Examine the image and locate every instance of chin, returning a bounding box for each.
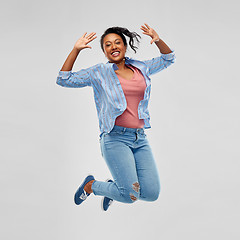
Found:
[109,58,120,63]
[114,57,125,63]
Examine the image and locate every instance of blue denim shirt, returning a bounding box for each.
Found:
[56,50,176,136]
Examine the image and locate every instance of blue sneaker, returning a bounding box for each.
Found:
[102,179,114,211]
[74,175,95,205]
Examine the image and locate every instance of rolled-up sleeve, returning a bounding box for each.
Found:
[56,68,92,88]
[143,49,176,76]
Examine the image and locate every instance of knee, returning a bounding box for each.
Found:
[120,182,140,203]
[149,187,161,201]
[142,183,161,202]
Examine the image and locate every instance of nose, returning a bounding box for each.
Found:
[112,43,117,50]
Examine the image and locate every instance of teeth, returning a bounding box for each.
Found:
[112,51,120,56]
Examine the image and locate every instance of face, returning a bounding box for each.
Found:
[103,33,127,63]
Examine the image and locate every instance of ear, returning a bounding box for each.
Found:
[124,45,127,53]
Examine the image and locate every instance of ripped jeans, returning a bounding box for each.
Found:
[91,125,161,203]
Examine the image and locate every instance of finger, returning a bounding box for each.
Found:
[141,26,148,31]
[144,23,151,29]
[85,45,92,49]
[87,35,97,42]
[142,32,151,36]
[88,34,97,40]
[86,32,96,39]
[140,29,149,35]
[89,32,97,38]
[140,28,147,33]
[82,32,87,38]
[91,34,97,40]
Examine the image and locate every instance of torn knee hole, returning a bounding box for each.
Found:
[132,182,140,193]
[130,194,137,201]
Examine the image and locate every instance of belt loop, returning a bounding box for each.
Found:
[123,127,126,133]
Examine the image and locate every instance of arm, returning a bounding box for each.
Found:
[154,38,172,54]
[140,23,172,54]
[60,32,97,71]
[60,47,81,71]
[57,32,97,88]
[140,23,175,75]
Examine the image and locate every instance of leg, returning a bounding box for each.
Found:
[133,138,161,201]
[92,133,140,203]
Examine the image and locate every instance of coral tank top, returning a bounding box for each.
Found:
[115,65,146,128]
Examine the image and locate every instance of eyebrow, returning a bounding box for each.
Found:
[105,39,121,44]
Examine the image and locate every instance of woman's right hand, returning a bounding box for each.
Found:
[74,32,97,51]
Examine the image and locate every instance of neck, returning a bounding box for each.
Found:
[115,57,126,70]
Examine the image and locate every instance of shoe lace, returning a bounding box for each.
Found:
[79,190,88,200]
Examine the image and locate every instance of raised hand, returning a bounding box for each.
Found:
[140,23,160,44]
[74,32,97,51]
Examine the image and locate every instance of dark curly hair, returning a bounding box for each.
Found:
[100,27,141,54]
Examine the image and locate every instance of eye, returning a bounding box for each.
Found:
[116,42,121,44]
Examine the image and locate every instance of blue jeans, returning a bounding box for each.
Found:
[92,125,161,203]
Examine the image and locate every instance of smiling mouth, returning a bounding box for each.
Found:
[111,51,120,57]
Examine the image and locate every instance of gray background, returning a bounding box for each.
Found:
[1,0,240,239]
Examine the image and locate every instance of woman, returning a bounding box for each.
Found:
[56,23,175,211]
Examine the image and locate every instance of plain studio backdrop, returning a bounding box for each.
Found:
[1,0,239,239]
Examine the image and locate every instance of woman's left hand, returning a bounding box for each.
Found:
[140,23,160,44]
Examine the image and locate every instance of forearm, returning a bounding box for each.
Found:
[154,38,172,54]
[60,47,81,71]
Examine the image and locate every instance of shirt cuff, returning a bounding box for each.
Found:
[161,49,175,61]
[58,70,72,79]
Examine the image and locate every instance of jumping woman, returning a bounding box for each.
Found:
[56,23,176,211]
